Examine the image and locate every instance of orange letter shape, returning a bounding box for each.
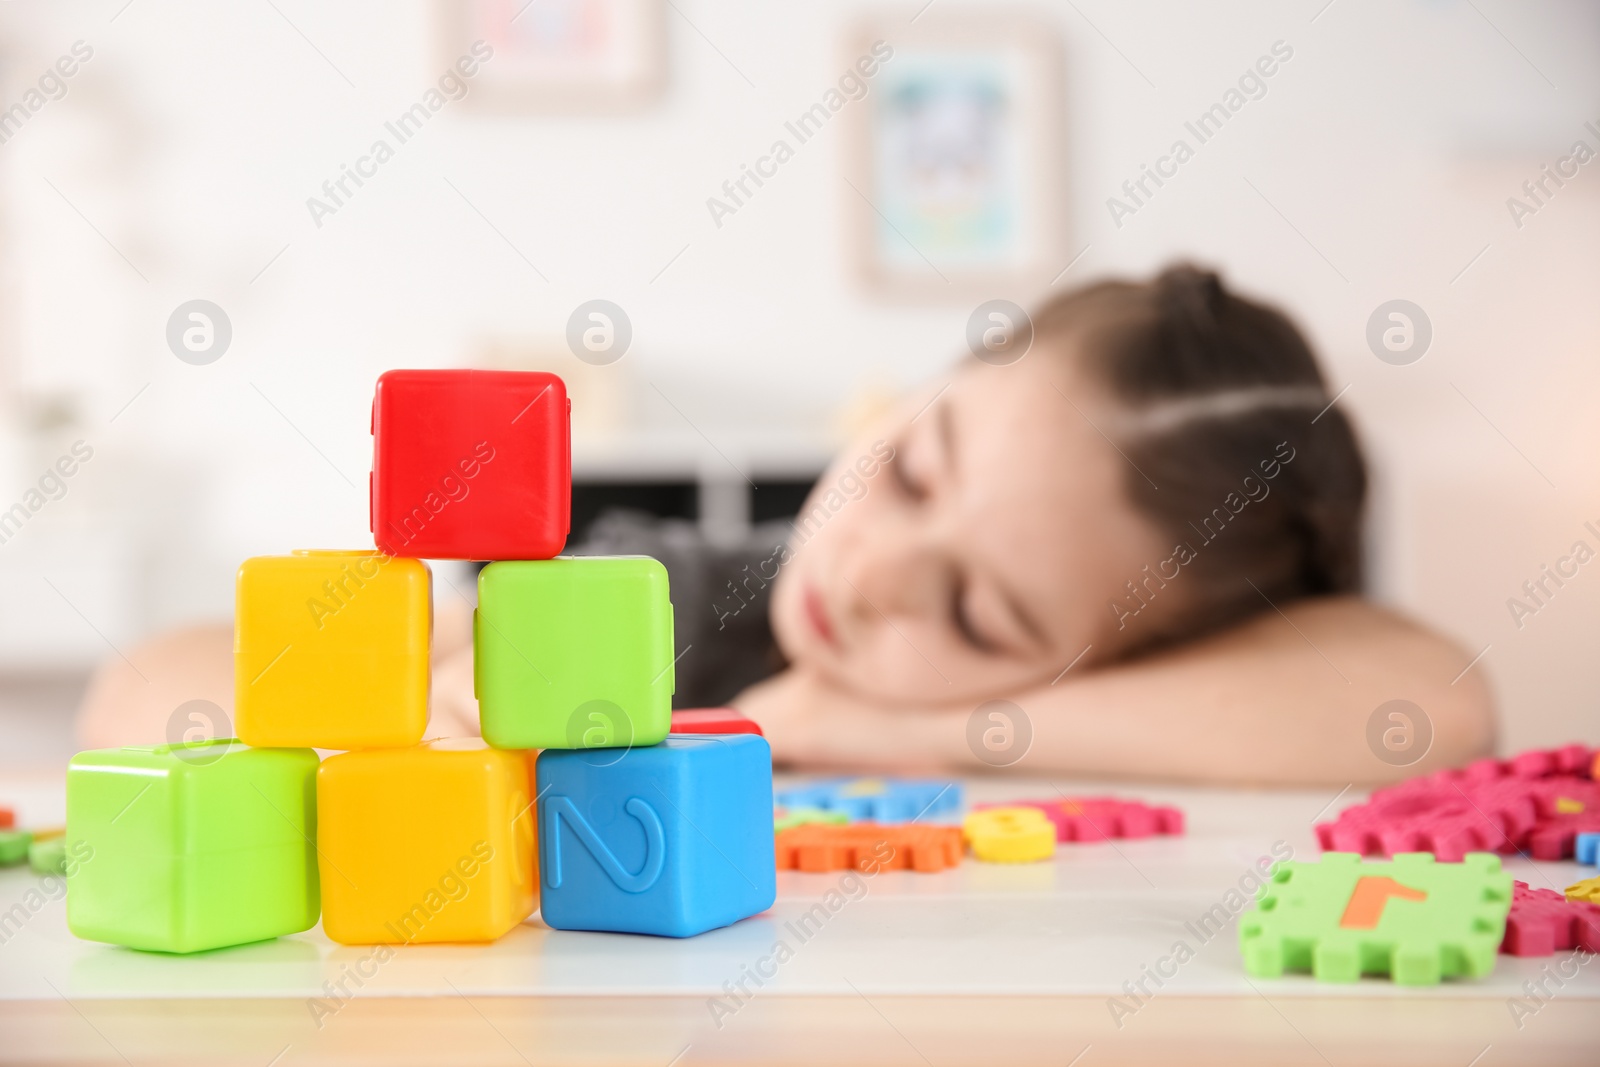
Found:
[1339,875,1427,929]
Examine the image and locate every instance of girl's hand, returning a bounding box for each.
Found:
[733,669,964,773]
[734,597,1492,786]
[429,644,482,739]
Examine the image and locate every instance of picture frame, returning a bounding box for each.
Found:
[844,11,1068,299]
[436,0,666,113]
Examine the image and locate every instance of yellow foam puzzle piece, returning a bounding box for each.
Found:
[963,807,1055,864]
[1566,876,1600,905]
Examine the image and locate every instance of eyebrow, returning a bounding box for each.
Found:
[940,398,1052,653]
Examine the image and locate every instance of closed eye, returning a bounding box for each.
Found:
[952,584,999,653]
[889,446,927,501]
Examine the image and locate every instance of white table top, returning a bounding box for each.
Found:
[2,774,1596,1004]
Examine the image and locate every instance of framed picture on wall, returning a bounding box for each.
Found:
[844,12,1067,298]
[437,0,666,112]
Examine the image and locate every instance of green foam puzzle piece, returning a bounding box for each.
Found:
[1238,852,1511,985]
[66,740,320,954]
[29,836,67,876]
[774,807,850,832]
[0,829,31,866]
[475,557,674,750]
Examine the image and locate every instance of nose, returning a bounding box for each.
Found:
[837,516,950,623]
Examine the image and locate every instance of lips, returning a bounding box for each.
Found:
[803,585,838,647]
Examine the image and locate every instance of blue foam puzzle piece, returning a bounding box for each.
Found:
[536,734,776,938]
[1576,831,1600,867]
[773,777,962,823]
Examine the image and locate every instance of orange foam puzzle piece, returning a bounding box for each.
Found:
[774,823,962,874]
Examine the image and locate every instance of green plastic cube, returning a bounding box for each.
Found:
[475,556,674,750]
[66,740,319,954]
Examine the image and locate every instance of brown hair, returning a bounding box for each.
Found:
[1034,264,1367,646]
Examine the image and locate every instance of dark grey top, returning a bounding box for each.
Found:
[571,510,790,708]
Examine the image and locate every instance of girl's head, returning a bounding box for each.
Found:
[770,264,1367,704]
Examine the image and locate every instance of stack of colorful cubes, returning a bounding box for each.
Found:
[65,369,776,953]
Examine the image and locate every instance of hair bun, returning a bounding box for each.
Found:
[1156,264,1226,325]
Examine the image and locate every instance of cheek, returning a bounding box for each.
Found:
[768,573,819,669]
[826,623,1031,705]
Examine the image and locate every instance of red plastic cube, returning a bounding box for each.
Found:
[371,370,570,560]
[669,707,764,736]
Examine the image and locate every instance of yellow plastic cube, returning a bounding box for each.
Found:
[235,550,430,750]
[317,740,537,945]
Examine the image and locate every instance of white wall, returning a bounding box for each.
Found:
[0,0,1597,748]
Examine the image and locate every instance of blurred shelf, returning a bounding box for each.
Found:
[571,427,831,544]
[571,426,834,483]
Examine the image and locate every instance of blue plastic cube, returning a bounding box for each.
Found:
[536,734,775,937]
[774,777,963,823]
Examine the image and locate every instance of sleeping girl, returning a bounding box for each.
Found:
[731,265,1491,783]
[77,265,1491,785]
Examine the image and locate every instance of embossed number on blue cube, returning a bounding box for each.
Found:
[536,734,775,937]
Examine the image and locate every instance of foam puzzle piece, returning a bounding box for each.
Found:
[1501,880,1600,956]
[317,740,536,945]
[1314,744,1600,860]
[476,557,674,751]
[1568,877,1600,905]
[773,807,849,833]
[963,808,1055,863]
[976,797,1185,842]
[1576,832,1600,866]
[1314,786,1517,861]
[29,836,67,876]
[669,707,764,736]
[67,741,319,954]
[235,550,430,750]
[774,823,964,873]
[537,734,775,938]
[370,369,570,560]
[1526,811,1600,861]
[773,778,963,823]
[1502,743,1595,780]
[0,829,29,866]
[1471,770,1600,812]
[1238,852,1512,985]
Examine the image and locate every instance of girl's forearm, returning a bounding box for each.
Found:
[947,597,1494,786]
[749,597,1493,786]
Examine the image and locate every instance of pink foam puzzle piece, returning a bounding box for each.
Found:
[1476,774,1600,860]
[1502,880,1600,956]
[1315,779,1533,860]
[1526,811,1600,861]
[1474,772,1600,815]
[1058,797,1185,841]
[1506,743,1594,780]
[975,797,1184,843]
[1316,745,1599,861]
